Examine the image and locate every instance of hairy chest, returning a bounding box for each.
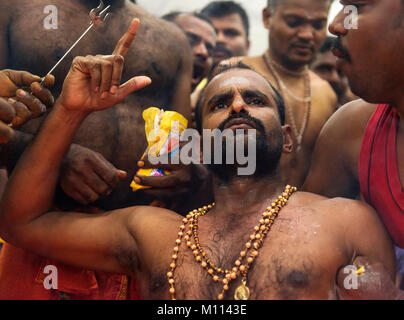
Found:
[144,213,346,300]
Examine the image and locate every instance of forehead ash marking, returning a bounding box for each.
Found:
[221,76,251,87]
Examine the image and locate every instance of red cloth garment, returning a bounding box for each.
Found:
[359,104,404,247]
[0,243,141,299]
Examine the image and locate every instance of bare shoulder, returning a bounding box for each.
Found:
[296,192,382,227]
[318,99,377,147]
[310,71,337,110]
[134,5,190,54]
[127,205,181,229]
[241,55,265,71]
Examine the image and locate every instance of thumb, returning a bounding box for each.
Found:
[117,76,151,100]
[116,169,127,180]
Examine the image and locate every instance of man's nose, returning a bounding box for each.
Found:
[297,24,315,41]
[230,93,248,114]
[330,68,341,84]
[329,9,348,36]
[194,42,208,58]
[216,30,226,44]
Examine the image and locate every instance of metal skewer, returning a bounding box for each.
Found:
[41,0,111,84]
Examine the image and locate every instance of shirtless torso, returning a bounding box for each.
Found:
[0,0,193,209]
[242,54,337,188]
[0,52,395,300]
[133,192,394,300]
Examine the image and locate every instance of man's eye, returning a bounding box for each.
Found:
[213,103,227,110]
[312,21,326,30]
[285,19,302,28]
[249,99,264,105]
[224,29,240,37]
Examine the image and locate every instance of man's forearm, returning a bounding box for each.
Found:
[0,102,89,233]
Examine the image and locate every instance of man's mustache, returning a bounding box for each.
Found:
[218,113,266,135]
[213,44,232,57]
[332,37,351,61]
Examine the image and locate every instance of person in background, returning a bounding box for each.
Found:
[201,1,250,66]
[310,37,357,107]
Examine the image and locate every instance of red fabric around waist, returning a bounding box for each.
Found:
[0,244,141,299]
[359,104,404,247]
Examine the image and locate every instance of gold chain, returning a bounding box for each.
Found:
[167,185,297,300]
[263,51,311,147]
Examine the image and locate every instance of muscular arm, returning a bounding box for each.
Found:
[334,199,396,299]
[0,20,157,275]
[1,101,147,274]
[303,100,376,198]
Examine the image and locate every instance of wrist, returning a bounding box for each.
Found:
[53,100,91,125]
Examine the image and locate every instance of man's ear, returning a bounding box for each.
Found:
[246,39,251,55]
[263,7,272,30]
[281,125,294,153]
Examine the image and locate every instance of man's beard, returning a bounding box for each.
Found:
[206,113,283,185]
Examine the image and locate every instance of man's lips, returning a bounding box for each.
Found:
[214,50,231,58]
[291,44,314,52]
[331,47,348,59]
[223,118,257,131]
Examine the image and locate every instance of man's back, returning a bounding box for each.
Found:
[0,0,193,209]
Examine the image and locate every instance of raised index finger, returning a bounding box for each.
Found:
[112,18,139,57]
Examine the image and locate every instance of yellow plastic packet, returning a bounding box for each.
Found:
[130,107,188,191]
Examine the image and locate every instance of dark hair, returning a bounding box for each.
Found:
[267,0,331,12]
[162,11,215,29]
[319,36,337,53]
[201,1,250,39]
[195,62,286,133]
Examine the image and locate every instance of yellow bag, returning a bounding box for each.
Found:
[130,107,188,191]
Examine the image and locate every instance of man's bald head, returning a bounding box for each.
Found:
[267,0,332,12]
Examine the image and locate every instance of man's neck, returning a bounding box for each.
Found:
[266,49,308,77]
[211,174,285,220]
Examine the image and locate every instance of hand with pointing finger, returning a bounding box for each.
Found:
[58,18,151,114]
[58,18,151,205]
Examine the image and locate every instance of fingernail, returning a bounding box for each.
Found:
[94,86,100,93]
[137,161,144,167]
[101,92,108,99]
[17,90,27,97]
[32,82,41,91]
[8,98,16,104]
[110,86,118,94]
[134,177,141,184]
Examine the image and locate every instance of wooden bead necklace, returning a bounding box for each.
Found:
[167,185,297,300]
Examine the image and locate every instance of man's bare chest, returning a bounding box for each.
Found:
[144,214,346,300]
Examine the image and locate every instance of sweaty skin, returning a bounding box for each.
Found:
[237,0,337,188]
[242,55,336,188]
[0,0,193,209]
[0,62,395,300]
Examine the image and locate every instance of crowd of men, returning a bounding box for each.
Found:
[0,0,402,300]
